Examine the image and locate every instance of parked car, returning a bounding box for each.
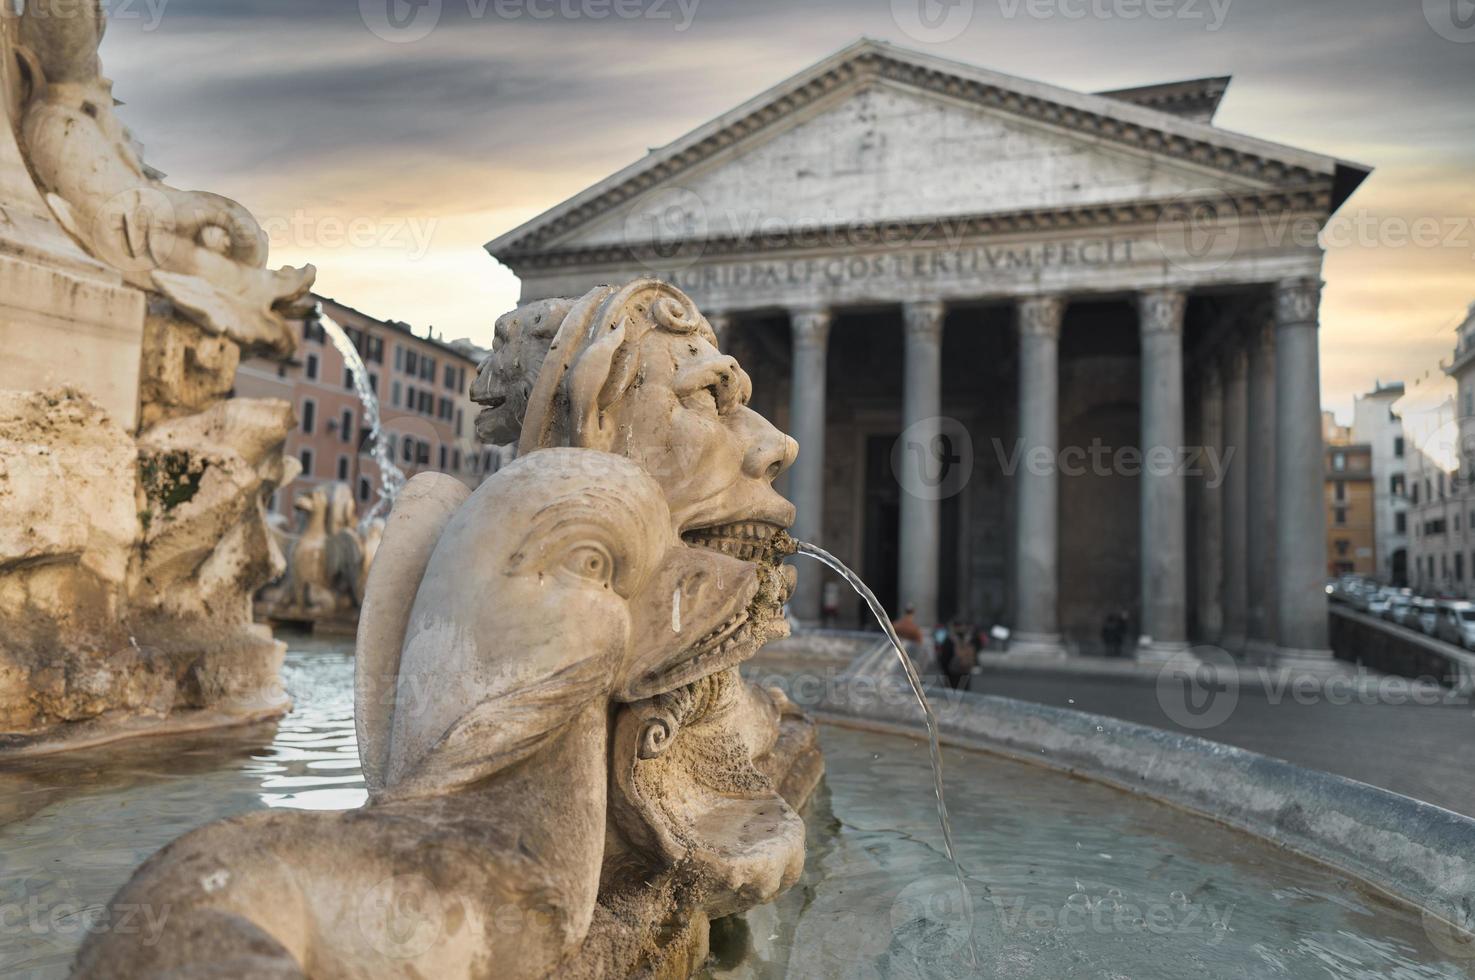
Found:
[1413,597,1440,635]
[1437,601,1475,648]
[1364,589,1392,616]
[1383,593,1412,624]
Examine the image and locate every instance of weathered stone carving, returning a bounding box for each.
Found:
[76,449,807,978]
[11,0,313,356]
[256,481,380,626]
[0,1,310,749]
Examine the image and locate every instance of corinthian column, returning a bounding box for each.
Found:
[1197,360,1225,643]
[1221,343,1250,652]
[1246,309,1279,660]
[1010,295,1066,657]
[788,307,831,625]
[899,301,946,629]
[1138,289,1190,659]
[1274,277,1333,662]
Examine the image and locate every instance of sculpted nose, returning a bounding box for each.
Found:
[739,409,797,482]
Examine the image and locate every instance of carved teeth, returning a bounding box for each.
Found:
[681,521,782,562]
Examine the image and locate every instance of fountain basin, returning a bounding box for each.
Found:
[0,639,1468,978]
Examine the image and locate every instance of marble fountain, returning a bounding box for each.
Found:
[1,3,1474,978]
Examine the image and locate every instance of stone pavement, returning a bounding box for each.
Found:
[969,655,1475,819]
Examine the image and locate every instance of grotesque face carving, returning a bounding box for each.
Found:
[472,280,797,549]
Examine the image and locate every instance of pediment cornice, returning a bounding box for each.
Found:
[489,40,1370,264]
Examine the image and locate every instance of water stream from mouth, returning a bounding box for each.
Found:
[791,539,977,965]
[318,310,406,528]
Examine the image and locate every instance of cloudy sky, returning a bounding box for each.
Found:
[97,0,1473,419]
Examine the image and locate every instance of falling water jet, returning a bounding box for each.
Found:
[317,309,407,529]
[785,537,978,965]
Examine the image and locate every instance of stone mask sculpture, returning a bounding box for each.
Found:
[74,449,800,978]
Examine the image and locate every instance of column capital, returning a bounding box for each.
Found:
[1274,277,1323,328]
[902,300,946,343]
[1138,289,1188,336]
[790,307,831,348]
[1017,295,1066,339]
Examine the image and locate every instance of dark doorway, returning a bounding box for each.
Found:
[1392,548,1408,588]
[863,433,901,626]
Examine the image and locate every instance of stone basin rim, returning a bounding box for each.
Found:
[812,679,1475,939]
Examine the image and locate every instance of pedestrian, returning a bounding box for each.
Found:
[892,604,923,644]
[821,580,841,629]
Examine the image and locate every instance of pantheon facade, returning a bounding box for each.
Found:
[487,40,1370,664]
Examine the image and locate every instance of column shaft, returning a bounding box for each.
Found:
[900,301,945,628]
[788,308,831,624]
[1197,362,1225,643]
[1221,344,1250,651]
[1275,278,1332,658]
[1011,296,1065,656]
[1138,290,1189,656]
[1246,311,1279,657]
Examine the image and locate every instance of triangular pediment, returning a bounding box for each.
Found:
[489,39,1369,262]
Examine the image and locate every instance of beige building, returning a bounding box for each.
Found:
[235,296,490,517]
[485,40,1370,665]
[1323,428,1376,578]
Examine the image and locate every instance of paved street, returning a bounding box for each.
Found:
[971,660,1475,818]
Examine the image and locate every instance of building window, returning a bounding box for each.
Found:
[299,449,313,476]
[1392,474,1405,496]
[439,445,447,470]
[405,350,418,375]
[303,317,325,344]
[366,335,384,364]
[1335,481,1346,501]
[1394,436,1405,458]
[369,373,379,395]
[344,367,354,389]
[301,398,316,434]
[402,437,414,463]
[1396,512,1407,534]
[438,397,452,421]
[1334,507,1347,525]
[306,353,319,380]
[337,455,350,481]
[1335,539,1350,556]
[341,409,353,443]
[395,345,404,372]
[421,356,435,382]
[455,408,463,437]
[1333,452,1346,471]
[358,477,371,502]
[1458,553,1466,582]
[452,449,461,471]
[392,380,402,407]
[444,363,456,389]
[416,441,430,465]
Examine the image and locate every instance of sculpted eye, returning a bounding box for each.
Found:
[561,544,614,586]
[681,385,720,415]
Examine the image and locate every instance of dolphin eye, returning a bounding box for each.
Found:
[561,544,614,587]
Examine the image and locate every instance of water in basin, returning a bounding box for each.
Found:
[0,639,1465,979]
